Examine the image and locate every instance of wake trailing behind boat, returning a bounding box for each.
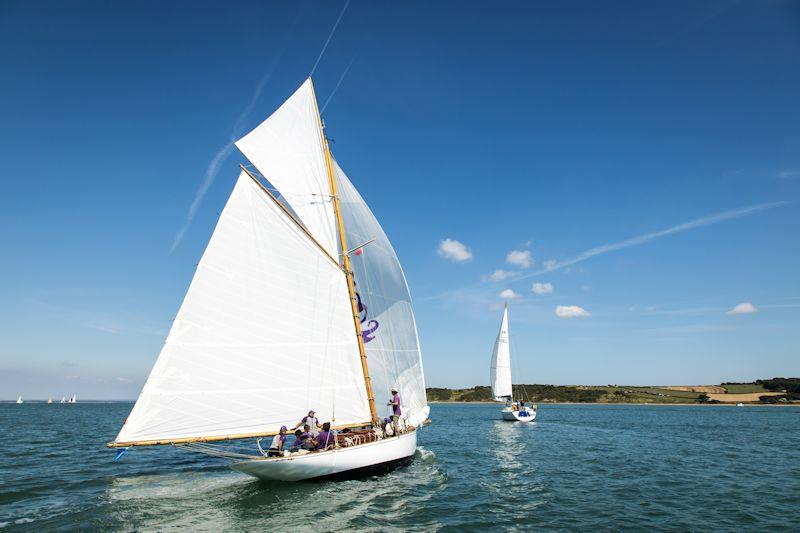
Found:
[490,305,536,422]
[107,78,429,482]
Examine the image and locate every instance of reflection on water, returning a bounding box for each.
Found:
[2,403,799,530]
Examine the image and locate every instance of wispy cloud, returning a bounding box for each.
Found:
[778,170,800,179]
[168,14,303,253]
[727,302,757,315]
[515,201,790,280]
[487,269,515,281]
[438,238,473,262]
[555,305,590,318]
[506,249,533,268]
[532,282,553,295]
[499,289,521,301]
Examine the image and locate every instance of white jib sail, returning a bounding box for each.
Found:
[235,79,339,259]
[333,159,429,428]
[490,306,512,401]
[115,172,369,444]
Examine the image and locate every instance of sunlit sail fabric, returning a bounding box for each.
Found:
[332,159,429,427]
[235,79,338,258]
[490,306,512,400]
[115,173,369,444]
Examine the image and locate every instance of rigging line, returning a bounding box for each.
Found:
[321,55,356,113]
[310,0,351,77]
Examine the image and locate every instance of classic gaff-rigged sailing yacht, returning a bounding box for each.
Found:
[490,305,536,422]
[107,78,429,482]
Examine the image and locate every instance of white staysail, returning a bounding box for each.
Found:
[235,80,339,258]
[114,173,369,445]
[490,306,512,401]
[333,160,429,427]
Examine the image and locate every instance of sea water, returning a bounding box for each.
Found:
[1,402,798,530]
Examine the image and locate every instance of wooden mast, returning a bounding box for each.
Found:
[308,77,379,426]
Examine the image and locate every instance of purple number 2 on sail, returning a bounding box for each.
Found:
[355,289,380,343]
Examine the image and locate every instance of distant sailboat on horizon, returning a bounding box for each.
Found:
[490,305,536,422]
[60,396,66,404]
[47,397,53,404]
[68,394,76,404]
[16,396,23,404]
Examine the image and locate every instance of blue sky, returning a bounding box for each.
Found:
[1,1,798,399]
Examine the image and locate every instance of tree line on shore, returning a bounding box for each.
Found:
[427,378,800,404]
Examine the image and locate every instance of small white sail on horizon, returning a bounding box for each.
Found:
[109,78,429,481]
[60,396,66,403]
[16,396,23,404]
[489,305,536,422]
[47,397,53,404]
[490,305,512,402]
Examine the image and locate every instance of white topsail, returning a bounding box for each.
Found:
[490,306,512,401]
[115,173,369,444]
[333,159,429,427]
[114,78,427,446]
[235,80,339,259]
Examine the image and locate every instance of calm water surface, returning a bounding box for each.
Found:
[1,402,799,531]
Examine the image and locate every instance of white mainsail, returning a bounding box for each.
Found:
[114,173,370,444]
[490,306,512,401]
[16,396,23,404]
[235,80,338,259]
[333,160,429,427]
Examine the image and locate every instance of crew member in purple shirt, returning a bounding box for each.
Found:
[267,426,288,457]
[314,422,335,450]
[387,388,401,435]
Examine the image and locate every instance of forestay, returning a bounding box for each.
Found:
[333,159,430,427]
[114,173,369,445]
[235,79,339,259]
[490,306,512,401]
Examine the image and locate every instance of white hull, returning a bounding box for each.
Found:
[501,407,536,422]
[230,430,417,481]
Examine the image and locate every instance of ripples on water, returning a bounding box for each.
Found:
[1,402,799,530]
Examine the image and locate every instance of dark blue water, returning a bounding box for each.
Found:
[1,402,799,530]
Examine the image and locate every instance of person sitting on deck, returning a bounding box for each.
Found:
[313,422,335,450]
[380,416,394,437]
[267,426,288,457]
[289,429,315,452]
[293,410,321,437]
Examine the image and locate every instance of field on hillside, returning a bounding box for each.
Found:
[722,384,768,393]
[708,392,784,403]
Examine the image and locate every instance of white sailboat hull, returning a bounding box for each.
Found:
[501,407,536,422]
[230,430,417,482]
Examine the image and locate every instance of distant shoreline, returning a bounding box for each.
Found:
[428,401,800,407]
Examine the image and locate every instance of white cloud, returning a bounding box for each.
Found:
[499,289,521,300]
[488,269,515,281]
[727,302,757,315]
[532,282,553,295]
[438,238,473,262]
[506,250,533,268]
[543,259,557,271]
[555,305,590,318]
